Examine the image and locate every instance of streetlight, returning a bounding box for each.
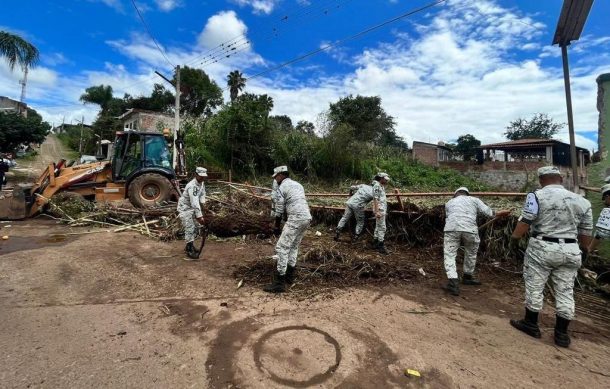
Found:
[552,0,595,191]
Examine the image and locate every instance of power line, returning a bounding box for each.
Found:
[241,0,449,86]
[185,0,355,68]
[130,0,174,69]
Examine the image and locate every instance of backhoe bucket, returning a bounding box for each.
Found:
[0,186,29,220]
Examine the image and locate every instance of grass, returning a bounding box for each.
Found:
[586,162,610,260]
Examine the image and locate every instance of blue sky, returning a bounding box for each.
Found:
[1,0,609,150]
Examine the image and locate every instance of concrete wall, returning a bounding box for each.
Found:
[413,143,438,166]
[0,96,27,116]
[123,112,173,132]
[440,161,585,191]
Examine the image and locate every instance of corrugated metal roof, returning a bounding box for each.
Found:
[479,138,589,152]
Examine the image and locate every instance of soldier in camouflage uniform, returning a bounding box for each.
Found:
[372,173,390,255]
[588,184,610,252]
[443,187,510,296]
[270,179,279,217]
[177,167,207,259]
[264,166,312,293]
[510,166,593,348]
[334,183,373,242]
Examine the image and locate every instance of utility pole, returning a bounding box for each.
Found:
[78,116,84,156]
[19,65,28,117]
[155,66,180,170]
[173,65,180,170]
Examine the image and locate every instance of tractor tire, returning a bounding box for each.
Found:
[128,173,173,208]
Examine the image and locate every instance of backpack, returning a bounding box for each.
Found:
[0,160,8,173]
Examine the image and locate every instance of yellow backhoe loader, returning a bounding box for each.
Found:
[0,130,180,220]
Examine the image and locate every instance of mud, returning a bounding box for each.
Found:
[0,234,72,255]
[0,219,609,388]
[205,317,260,387]
[253,325,342,387]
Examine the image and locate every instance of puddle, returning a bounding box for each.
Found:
[0,234,72,255]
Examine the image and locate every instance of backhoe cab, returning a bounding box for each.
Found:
[0,131,179,220]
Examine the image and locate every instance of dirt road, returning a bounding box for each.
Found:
[7,135,71,183]
[0,220,609,388]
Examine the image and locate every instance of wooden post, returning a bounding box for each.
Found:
[394,188,405,211]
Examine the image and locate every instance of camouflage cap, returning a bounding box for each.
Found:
[602,184,610,197]
[272,165,288,178]
[195,167,208,177]
[537,166,561,177]
[377,172,391,182]
[454,186,469,195]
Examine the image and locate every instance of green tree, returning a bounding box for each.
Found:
[176,66,223,117]
[504,113,564,140]
[227,70,246,102]
[0,31,39,71]
[80,85,114,113]
[0,109,50,153]
[327,95,403,147]
[295,120,315,135]
[204,93,275,175]
[455,134,481,161]
[270,115,293,132]
[125,84,174,113]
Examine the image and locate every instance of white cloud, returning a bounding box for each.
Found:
[43,53,71,67]
[246,0,607,149]
[231,0,279,15]
[15,0,610,151]
[155,0,181,12]
[197,10,248,49]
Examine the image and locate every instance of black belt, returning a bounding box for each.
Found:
[536,236,577,244]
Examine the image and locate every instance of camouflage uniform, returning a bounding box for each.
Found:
[337,184,373,235]
[274,178,312,275]
[177,179,206,243]
[593,207,610,240]
[270,179,279,217]
[519,185,593,320]
[443,196,494,279]
[372,181,387,242]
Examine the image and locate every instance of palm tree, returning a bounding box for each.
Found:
[227,70,246,102]
[80,85,114,113]
[0,31,39,71]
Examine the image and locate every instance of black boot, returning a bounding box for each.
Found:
[285,265,296,285]
[185,242,199,259]
[462,273,482,285]
[370,238,379,249]
[444,278,460,296]
[184,242,194,254]
[510,308,542,339]
[554,316,571,348]
[263,270,286,293]
[333,228,342,242]
[351,233,362,243]
[377,241,389,255]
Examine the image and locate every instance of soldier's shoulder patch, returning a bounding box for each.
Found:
[596,208,610,230]
[523,192,539,215]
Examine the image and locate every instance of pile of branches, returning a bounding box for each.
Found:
[234,244,420,289]
[46,191,274,240]
[311,200,522,261]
